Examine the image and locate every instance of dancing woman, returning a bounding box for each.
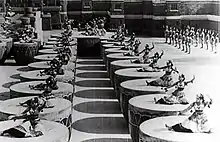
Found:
[131,43,155,64]
[0,97,45,138]
[125,32,136,44]
[146,60,178,87]
[165,93,213,133]
[123,39,141,56]
[111,26,123,40]
[39,59,64,77]
[29,76,59,91]
[137,50,164,72]
[154,74,195,105]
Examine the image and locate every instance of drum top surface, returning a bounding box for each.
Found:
[111,59,147,67]
[0,120,68,142]
[121,78,164,93]
[103,44,124,48]
[107,53,139,59]
[105,48,128,54]
[115,68,163,78]
[129,94,190,112]
[10,81,73,94]
[0,96,71,115]
[101,41,120,45]
[28,61,50,69]
[20,70,74,80]
[139,116,217,142]
[34,54,58,61]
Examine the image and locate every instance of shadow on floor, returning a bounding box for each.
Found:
[76,72,108,78]
[72,117,129,134]
[75,80,112,88]
[74,101,121,114]
[77,60,104,65]
[2,81,21,89]
[77,66,106,71]
[10,73,21,80]
[75,89,117,99]
[0,91,11,100]
[17,66,33,72]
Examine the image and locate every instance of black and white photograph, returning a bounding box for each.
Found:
[0,0,219,142]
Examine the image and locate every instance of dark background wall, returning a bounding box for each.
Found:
[3,0,220,36]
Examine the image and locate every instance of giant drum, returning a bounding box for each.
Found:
[110,60,148,86]
[119,79,165,121]
[103,46,128,65]
[106,53,139,77]
[139,116,217,142]
[115,68,163,100]
[0,96,71,125]
[129,94,191,142]
[10,81,73,99]
[101,44,124,66]
[13,42,39,65]
[101,43,122,61]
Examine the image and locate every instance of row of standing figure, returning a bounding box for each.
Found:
[165,25,219,54]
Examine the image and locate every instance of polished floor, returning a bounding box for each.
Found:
[0,31,219,142]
